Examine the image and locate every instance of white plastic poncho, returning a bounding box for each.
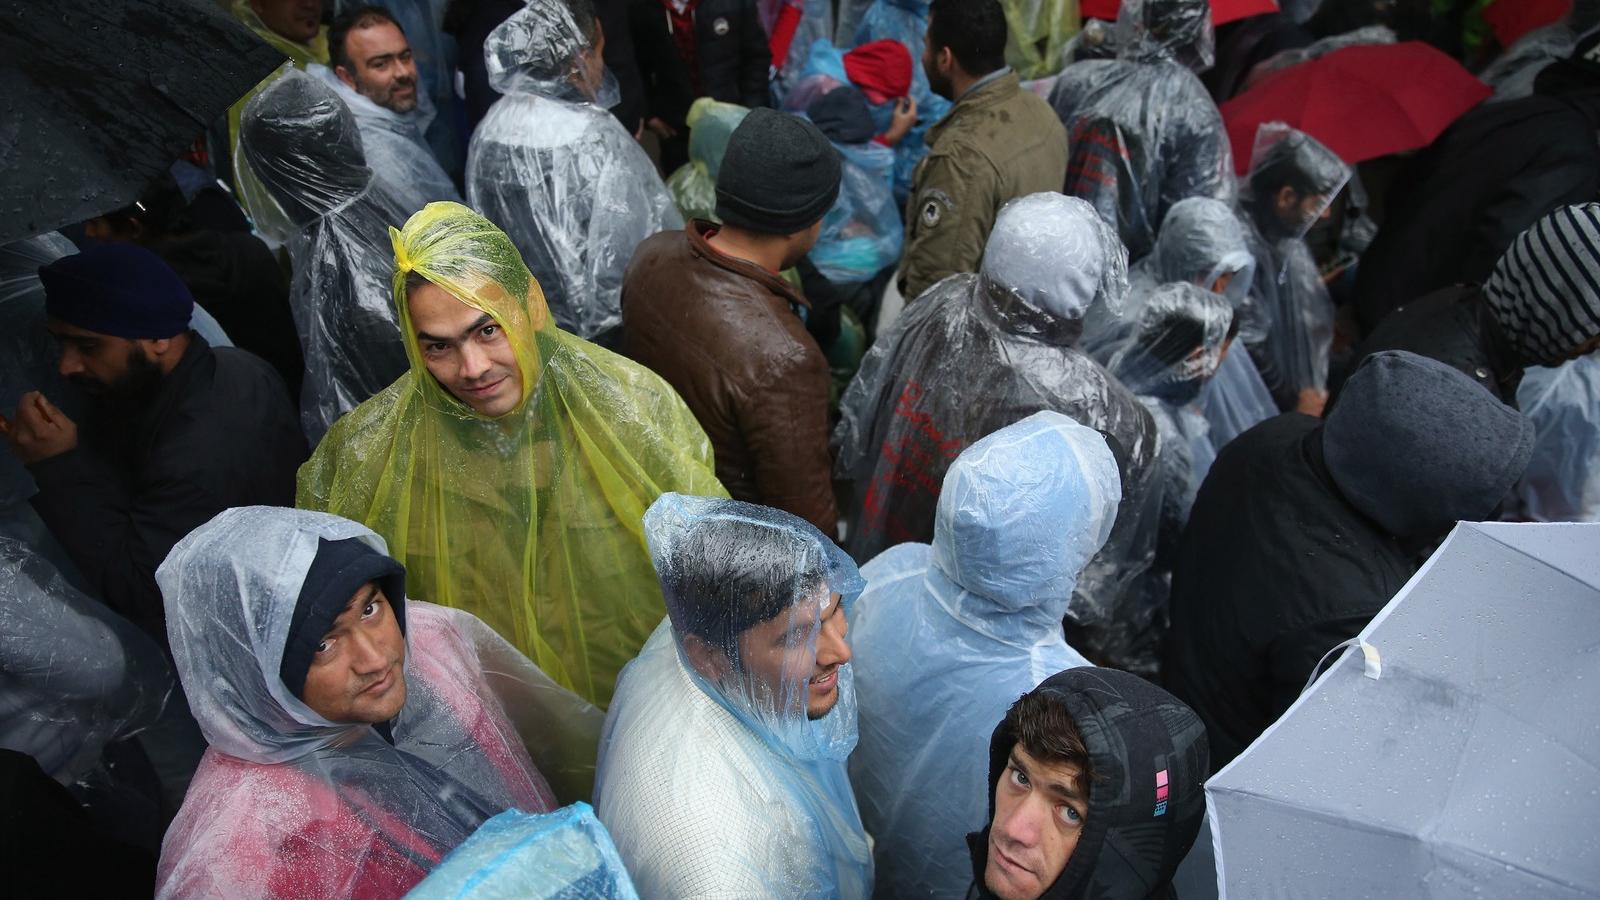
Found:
[848,411,1115,900]
[1514,353,1600,522]
[1049,0,1234,259]
[834,194,1161,667]
[154,507,604,899]
[239,69,414,443]
[309,63,461,215]
[595,494,873,899]
[0,537,170,785]
[467,0,682,341]
[1234,122,1350,411]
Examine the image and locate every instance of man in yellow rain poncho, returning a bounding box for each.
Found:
[297,202,726,707]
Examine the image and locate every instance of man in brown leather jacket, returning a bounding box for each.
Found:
[621,108,841,538]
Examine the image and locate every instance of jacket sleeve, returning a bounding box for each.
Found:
[899,149,1000,301]
[28,440,231,642]
[740,342,840,540]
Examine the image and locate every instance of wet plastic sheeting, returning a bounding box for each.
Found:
[1515,354,1600,522]
[666,99,751,223]
[406,803,639,899]
[1209,522,1600,899]
[468,0,682,340]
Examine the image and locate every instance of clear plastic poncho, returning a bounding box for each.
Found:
[296,202,726,709]
[1514,354,1600,522]
[467,0,682,340]
[309,63,461,216]
[0,537,170,785]
[407,803,639,899]
[848,411,1115,900]
[0,233,79,509]
[833,194,1161,656]
[665,98,751,223]
[595,494,872,899]
[1108,282,1233,532]
[851,0,953,203]
[1481,22,1579,102]
[1234,122,1349,411]
[240,68,414,444]
[154,506,594,899]
[1049,0,1232,259]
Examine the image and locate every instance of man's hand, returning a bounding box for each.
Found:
[0,392,78,464]
[883,96,919,145]
[645,117,678,140]
[1295,387,1329,418]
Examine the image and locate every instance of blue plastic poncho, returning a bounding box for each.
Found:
[407,803,639,899]
[467,0,682,340]
[850,1,953,204]
[1048,0,1232,259]
[595,494,872,898]
[848,411,1116,899]
[1514,353,1600,522]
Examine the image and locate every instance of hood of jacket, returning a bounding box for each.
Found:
[1323,351,1535,541]
[1482,203,1600,366]
[931,411,1121,627]
[484,0,620,107]
[967,667,1209,900]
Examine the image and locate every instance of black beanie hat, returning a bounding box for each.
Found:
[279,537,407,702]
[808,86,878,145]
[715,107,842,235]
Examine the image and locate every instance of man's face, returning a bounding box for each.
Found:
[922,22,955,100]
[46,319,163,400]
[337,21,419,113]
[1272,186,1331,235]
[408,281,523,418]
[733,591,850,720]
[575,26,608,101]
[985,744,1088,900]
[250,0,322,45]
[301,583,408,724]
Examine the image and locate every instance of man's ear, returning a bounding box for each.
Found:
[1275,185,1298,212]
[334,63,358,89]
[681,634,730,682]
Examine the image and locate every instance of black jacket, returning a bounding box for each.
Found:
[1337,284,1525,406]
[627,0,771,132]
[1352,88,1600,334]
[1162,414,1416,770]
[27,336,307,644]
[965,668,1209,900]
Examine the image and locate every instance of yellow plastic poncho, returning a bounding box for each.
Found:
[296,202,727,707]
[1003,0,1081,79]
[228,0,330,240]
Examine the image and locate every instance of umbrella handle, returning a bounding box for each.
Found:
[1300,638,1383,697]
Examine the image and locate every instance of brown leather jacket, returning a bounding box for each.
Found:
[621,222,839,537]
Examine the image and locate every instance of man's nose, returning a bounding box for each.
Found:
[347,630,389,675]
[459,341,491,380]
[816,613,851,668]
[57,348,83,378]
[997,796,1044,848]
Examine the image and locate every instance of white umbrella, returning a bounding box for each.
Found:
[1207,522,1600,898]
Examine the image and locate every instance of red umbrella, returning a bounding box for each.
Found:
[1080,0,1277,25]
[1220,41,1491,174]
[1482,0,1571,49]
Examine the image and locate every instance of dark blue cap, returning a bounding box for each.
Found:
[38,242,194,339]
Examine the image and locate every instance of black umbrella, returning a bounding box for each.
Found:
[0,0,286,244]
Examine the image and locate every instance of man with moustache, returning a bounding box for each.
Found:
[0,244,305,646]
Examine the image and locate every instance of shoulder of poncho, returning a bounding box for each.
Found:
[549,338,698,420]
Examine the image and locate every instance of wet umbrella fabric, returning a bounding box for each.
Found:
[0,0,283,244]
[1220,41,1491,174]
[1207,521,1600,899]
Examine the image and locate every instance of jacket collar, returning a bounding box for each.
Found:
[685,220,811,311]
[929,70,1021,145]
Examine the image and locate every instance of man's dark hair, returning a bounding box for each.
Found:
[928,0,1008,78]
[564,0,598,42]
[658,516,827,658]
[1002,688,1094,795]
[329,6,404,73]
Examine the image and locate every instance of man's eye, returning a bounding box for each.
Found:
[426,342,449,354]
[1057,805,1083,827]
[362,601,379,618]
[481,325,499,339]
[1008,767,1029,788]
[315,639,333,654]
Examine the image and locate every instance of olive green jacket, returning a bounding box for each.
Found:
[898,71,1069,301]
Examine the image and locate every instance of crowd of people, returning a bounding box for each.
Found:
[1,0,1597,896]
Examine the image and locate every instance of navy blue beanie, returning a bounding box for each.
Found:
[38,243,194,339]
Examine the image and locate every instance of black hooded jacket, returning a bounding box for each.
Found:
[1164,352,1534,770]
[1337,284,1527,406]
[965,668,1209,900]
